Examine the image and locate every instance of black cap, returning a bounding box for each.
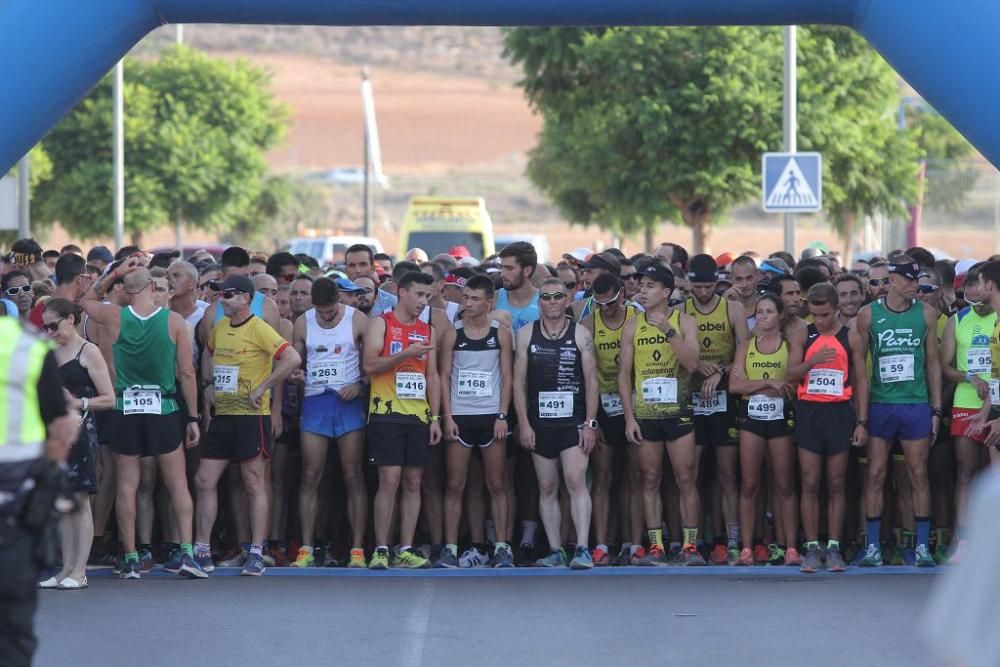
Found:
[219,275,255,295]
[889,261,920,281]
[578,251,621,275]
[87,246,114,264]
[687,254,718,283]
[639,261,675,289]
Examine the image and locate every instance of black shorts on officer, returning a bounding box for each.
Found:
[638,416,695,443]
[737,399,795,439]
[532,424,581,459]
[110,411,183,458]
[368,417,430,467]
[795,400,854,456]
[200,414,272,461]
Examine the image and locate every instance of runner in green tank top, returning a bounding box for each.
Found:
[81,262,204,580]
[854,257,942,568]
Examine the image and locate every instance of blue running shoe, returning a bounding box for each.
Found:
[858,543,883,567]
[195,554,215,573]
[901,547,916,566]
[178,553,208,579]
[914,544,936,568]
[241,552,266,576]
[534,548,567,567]
[569,545,593,570]
[162,553,183,574]
[119,559,141,580]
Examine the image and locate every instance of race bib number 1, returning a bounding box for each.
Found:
[395,372,426,400]
[123,389,162,415]
[214,365,239,394]
[538,391,573,419]
[641,377,678,404]
[878,354,915,384]
[747,395,783,421]
[806,368,844,397]
[600,392,624,417]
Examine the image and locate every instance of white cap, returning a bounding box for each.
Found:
[458,256,480,268]
[955,258,977,276]
[562,247,593,262]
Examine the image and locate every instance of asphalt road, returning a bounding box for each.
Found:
[35,568,935,667]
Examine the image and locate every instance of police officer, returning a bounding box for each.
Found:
[0,316,80,666]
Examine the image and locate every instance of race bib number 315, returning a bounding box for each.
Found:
[214,365,239,394]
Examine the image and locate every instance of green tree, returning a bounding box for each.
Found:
[504,26,921,252]
[225,178,331,251]
[35,46,288,245]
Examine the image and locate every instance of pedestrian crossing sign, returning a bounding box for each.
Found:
[761,152,822,213]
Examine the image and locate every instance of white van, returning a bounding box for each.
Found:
[493,233,551,264]
[286,236,384,265]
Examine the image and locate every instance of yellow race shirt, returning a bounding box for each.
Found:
[631,310,692,420]
[209,315,289,416]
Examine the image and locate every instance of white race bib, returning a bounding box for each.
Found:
[966,348,992,376]
[878,354,915,384]
[457,369,492,398]
[991,379,1000,404]
[747,394,784,421]
[214,365,239,394]
[309,359,347,387]
[395,372,426,400]
[692,391,727,416]
[600,392,624,417]
[123,388,162,415]
[641,377,677,404]
[538,391,573,418]
[806,368,844,397]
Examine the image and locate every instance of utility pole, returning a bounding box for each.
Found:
[16,154,29,238]
[782,25,797,256]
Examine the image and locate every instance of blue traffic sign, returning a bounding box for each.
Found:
[762,152,822,213]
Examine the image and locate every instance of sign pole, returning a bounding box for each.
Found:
[783,25,797,256]
[16,154,29,238]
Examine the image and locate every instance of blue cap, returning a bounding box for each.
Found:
[335,277,364,293]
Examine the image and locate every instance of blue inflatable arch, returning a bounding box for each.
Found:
[1,0,997,171]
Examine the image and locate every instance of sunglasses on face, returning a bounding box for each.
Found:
[221,288,248,300]
[563,281,577,290]
[199,280,220,291]
[594,290,622,307]
[869,277,889,287]
[622,274,640,281]
[5,285,32,296]
[540,291,566,302]
[41,318,65,333]
[917,284,940,294]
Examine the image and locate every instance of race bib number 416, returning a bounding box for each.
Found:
[395,372,426,400]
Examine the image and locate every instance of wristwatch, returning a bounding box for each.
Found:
[187,414,201,423]
[583,419,599,431]
[430,415,441,422]
[497,412,508,421]
[664,327,677,340]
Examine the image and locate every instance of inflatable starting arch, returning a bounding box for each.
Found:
[1,0,997,171]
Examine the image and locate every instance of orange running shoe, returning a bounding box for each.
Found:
[753,544,769,564]
[629,546,648,565]
[784,546,802,567]
[737,547,754,566]
[709,544,728,565]
[591,546,610,567]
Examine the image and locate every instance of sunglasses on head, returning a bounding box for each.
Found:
[917,284,939,294]
[540,291,566,302]
[5,285,32,296]
[221,288,248,300]
[869,277,890,286]
[41,317,65,333]
[594,290,622,307]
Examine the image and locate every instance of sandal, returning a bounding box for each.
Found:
[56,576,88,590]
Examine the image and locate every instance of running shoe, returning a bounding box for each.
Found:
[901,547,917,567]
[678,544,706,566]
[138,546,155,573]
[178,553,208,579]
[825,547,847,573]
[368,547,390,570]
[535,548,567,568]
[494,544,515,568]
[947,539,967,565]
[613,545,630,567]
[433,547,459,569]
[753,544,769,565]
[915,544,937,567]
[394,548,431,569]
[591,546,610,567]
[268,544,290,568]
[459,546,490,568]
[119,559,141,580]
[889,544,906,566]
[629,546,647,566]
[784,546,802,567]
[766,544,786,566]
[261,552,276,568]
[162,552,183,574]
[195,554,215,573]
[323,547,341,568]
[727,547,741,566]
[800,544,823,573]
[291,547,316,568]
[858,543,883,567]
[666,544,684,564]
[933,541,950,565]
[709,544,728,565]
[569,545,594,570]
[516,543,536,566]
[348,548,367,568]
[736,547,754,566]
[637,544,668,566]
[217,550,248,568]
[241,552,266,576]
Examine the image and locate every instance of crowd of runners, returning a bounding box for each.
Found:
[5,234,1000,584]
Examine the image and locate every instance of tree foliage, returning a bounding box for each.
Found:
[504,26,923,250]
[35,46,288,243]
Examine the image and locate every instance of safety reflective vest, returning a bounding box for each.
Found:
[0,317,49,462]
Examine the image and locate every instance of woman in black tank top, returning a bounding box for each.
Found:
[38,298,116,590]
